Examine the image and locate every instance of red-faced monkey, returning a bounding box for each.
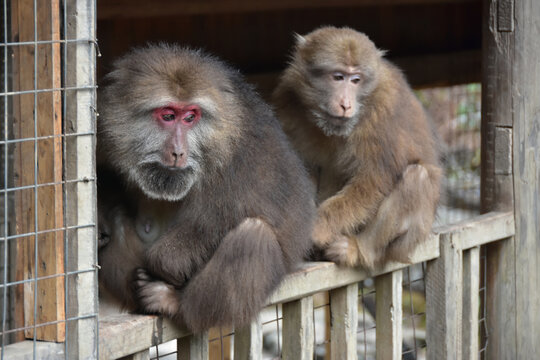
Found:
[97,44,316,332]
[273,27,442,269]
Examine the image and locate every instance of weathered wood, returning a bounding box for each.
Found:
[482,0,540,358]
[511,0,540,357]
[99,314,189,360]
[98,0,480,19]
[177,332,209,360]
[330,283,358,360]
[375,271,402,360]
[426,233,463,360]
[462,247,480,360]
[270,212,512,306]
[437,211,514,250]
[11,0,65,342]
[63,0,98,357]
[282,296,314,360]
[269,234,439,305]
[233,315,263,360]
[97,212,513,359]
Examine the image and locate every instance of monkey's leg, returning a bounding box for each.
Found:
[134,217,287,332]
[325,164,441,269]
[383,164,441,264]
[312,175,389,247]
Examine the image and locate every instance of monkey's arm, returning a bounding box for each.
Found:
[134,217,287,332]
[312,173,391,247]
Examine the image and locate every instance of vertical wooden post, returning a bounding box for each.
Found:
[425,233,463,360]
[329,283,358,360]
[375,271,402,360]
[63,0,98,357]
[509,0,540,356]
[482,0,540,358]
[11,0,65,342]
[282,296,314,360]
[178,332,209,360]
[462,247,480,360]
[233,315,262,360]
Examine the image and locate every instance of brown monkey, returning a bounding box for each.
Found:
[273,27,442,269]
[97,44,316,332]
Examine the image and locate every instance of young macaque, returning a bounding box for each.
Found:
[97,44,316,332]
[273,27,442,269]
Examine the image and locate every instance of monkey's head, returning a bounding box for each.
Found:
[98,44,241,201]
[289,26,385,136]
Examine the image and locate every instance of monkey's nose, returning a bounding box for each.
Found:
[340,103,351,111]
[171,152,185,167]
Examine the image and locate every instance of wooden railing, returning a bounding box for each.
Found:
[99,211,514,360]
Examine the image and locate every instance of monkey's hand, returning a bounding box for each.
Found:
[325,234,377,269]
[133,268,181,318]
[311,215,335,247]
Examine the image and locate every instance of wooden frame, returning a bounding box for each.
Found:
[98,211,513,360]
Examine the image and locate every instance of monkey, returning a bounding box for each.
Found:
[272,27,442,270]
[96,44,316,332]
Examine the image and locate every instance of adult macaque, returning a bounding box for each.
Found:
[273,27,442,269]
[97,44,315,332]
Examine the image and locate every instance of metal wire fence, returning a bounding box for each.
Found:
[0,0,98,358]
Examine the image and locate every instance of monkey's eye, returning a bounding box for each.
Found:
[183,113,196,123]
[332,72,345,81]
[159,108,177,122]
[350,75,362,84]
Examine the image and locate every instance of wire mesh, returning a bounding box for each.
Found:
[0,0,98,358]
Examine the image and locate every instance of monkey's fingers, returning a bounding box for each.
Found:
[325,234,379,270]
[133,268,181,317]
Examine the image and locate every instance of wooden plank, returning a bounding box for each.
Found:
[99,314,189,360]
[462,247,480,360]
[97,212,514,359]
[425,233,463,360]
[375,271,402,360]
[437,211,514,250]
[282,296,314,360]
[511,0,540,357]
[330,283,358,360]
[270,212,511,306]
[392,50,481,88]
[233,315,262,360]
[97,0,480,19]
[63,0,98,357]
[178,332,209,360]
[11,0,65,342]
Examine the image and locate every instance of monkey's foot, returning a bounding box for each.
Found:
[325,236,361,267]
[326,235,379,269]
[133,268,180,317]
[312,219,334,247]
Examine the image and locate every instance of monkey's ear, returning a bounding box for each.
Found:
[377,48,388,58]
[294,33,307,46]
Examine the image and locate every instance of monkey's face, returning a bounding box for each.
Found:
[99,46,238,201]
[291,26,382,137]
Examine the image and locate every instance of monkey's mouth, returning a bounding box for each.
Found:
[135,162,198,201]
[327,115,353,126]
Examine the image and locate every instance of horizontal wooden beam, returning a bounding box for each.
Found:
[98,211,512,359]
[433,211,514,250]
[392,50,481,88]
[99,314,189,360]
[97,0,479,19]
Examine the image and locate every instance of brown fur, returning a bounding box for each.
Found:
[97,44,316,332]
[273,27,442,269]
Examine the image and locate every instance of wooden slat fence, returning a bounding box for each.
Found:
[99,211,514,360]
